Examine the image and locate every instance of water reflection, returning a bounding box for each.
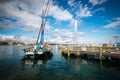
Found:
[21,55,53,69]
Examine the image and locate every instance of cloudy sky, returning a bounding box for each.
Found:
[0,0,120,44]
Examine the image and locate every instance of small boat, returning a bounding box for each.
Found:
[23,43,53,58]
[23,0,52,58]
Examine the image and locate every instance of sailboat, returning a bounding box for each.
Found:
[23,0,52,58]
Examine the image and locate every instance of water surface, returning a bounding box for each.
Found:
[0,45,120,80]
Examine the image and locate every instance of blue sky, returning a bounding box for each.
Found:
[0,0,120,44]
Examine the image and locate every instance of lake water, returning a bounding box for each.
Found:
[0,45,120,80]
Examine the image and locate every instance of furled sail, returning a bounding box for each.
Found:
[36,0,49,45]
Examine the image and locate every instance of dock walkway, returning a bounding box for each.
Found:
[58,45,120,59]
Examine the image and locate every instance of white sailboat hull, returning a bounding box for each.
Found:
[26,52,34,55]
[25,51,43,55]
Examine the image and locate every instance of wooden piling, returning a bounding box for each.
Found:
[99,47,103,60]
[67,46,70,57]
[59,45,120,59]
[76,46,80,56]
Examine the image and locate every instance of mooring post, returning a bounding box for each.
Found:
[99,47,103,60]
[77,46,80,56]
[67,47,70,57]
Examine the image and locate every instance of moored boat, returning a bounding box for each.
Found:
[23,0,52,58]
[23,43,52,57]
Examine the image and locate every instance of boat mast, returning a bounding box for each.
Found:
[36,0,50,45]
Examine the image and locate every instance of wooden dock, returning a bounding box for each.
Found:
[58,45,120,60]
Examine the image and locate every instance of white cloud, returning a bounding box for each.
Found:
[78,32,85,35]
[69,19,75,27]
[92,29,100,32]
[89,0,107,6]
[68,0,75,7]
[0,0,73,36]
[108,36,120,43]
[50,29,73,43]
[51,28,85,44]
[69,19,82,28]
[0,18,17,30]
[69,0,105,18]
[49,5,73,21]
[68,0,81,8]
[0,27,85,44]
[54,28,73,37]
[94,8,105,13]
[0,34,14,42]
[104,18,120,28]
[113,17,120,21]
[0,34,34,44]
[0,0,110,44]
[0,0,50,33]
[76,5,92,18]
